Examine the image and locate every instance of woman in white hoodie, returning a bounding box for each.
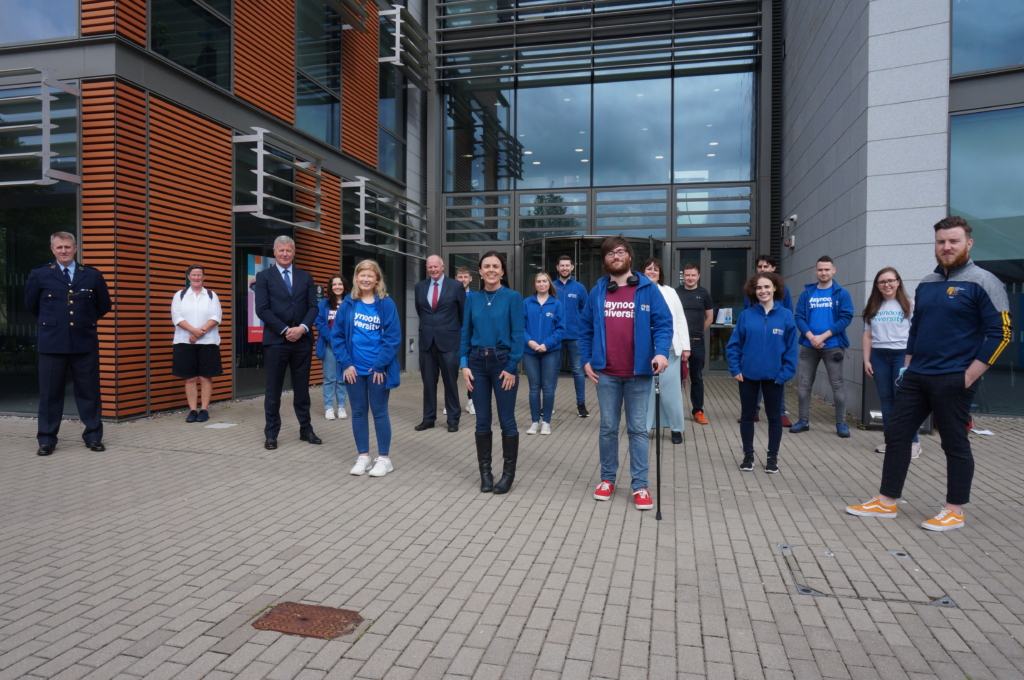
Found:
[641,258,691,444]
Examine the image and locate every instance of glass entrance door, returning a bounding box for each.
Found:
[522,235,664,296]
[676,247,751,371]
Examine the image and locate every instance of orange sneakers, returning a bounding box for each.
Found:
[921,508,964,531]
[693,411,709,425]
[845,497,898,518]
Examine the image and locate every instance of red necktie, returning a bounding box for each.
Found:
[431,281,439,310]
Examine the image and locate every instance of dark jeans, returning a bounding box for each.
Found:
[523,348,561,423]
[879,370,976,505]
[264,341,312,438]
[739,379,784,456]
[346,374,392,456]
[468,347,519,436]
[37,351,103,446]
[686,337,705,414]
[562,339,587,404]
[870,347,917,443]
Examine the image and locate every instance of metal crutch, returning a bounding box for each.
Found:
[655,374,662,521]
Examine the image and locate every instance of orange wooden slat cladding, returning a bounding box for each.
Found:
[342,0,379,166]
[234,0,296,123]
[81,0,146,45]
[81,81,233,418]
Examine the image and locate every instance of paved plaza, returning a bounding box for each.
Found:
[2,374,1024,680]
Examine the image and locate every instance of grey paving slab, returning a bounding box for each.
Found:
[2,375,1024,679]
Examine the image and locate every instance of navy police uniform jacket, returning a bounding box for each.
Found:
[24,261,112,354]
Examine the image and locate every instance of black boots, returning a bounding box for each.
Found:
[493,434,519,495]
[475,433,493,492]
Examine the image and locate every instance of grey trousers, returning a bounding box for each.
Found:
[797,344,846,424]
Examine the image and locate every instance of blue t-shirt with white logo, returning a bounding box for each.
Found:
[805,288,839,348]
[352,300,382,374]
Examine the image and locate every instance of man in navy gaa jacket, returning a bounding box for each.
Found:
[846,216,1011,532]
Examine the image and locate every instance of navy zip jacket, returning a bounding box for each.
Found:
[726,302,799,383]
[794,280,854,348]
[579,273,673,376]
[553,276,588,340]
[524,295,566,354]
[330,295,402,389]
[907,259,1011,373]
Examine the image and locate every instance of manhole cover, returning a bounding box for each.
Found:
[253,603,363,639]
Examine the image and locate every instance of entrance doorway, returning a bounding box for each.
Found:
[522,235,665,294]
[445,246,517,292]
[676,247,751,371]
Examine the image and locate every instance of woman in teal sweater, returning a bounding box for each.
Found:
[460,251,525,495]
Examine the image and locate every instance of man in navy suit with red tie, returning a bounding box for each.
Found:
[25,231,112,456]
[415,255,465,432]
[254,235,320,450]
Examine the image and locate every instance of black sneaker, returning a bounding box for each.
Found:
[740,454,754,471]
[765,458,779,474]
[577,403,590,418]
[185,410,199,423]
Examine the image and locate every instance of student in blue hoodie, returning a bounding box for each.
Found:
[523,272,566,436]
[727,272,798,473]
[554,255,590,417]
[579,237,673,511]
[331,260,402,479]
[791,255,854,437]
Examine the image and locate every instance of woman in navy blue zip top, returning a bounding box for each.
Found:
[727,272,798,474]
[461,251,525,495]
[331,260,402,478]
[523,272,566,436]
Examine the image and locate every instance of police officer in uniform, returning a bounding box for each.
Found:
[24,231,112,456]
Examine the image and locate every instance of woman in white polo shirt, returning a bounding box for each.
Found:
[171,264,223,423]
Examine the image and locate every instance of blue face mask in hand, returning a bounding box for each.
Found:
[896,366,907,387]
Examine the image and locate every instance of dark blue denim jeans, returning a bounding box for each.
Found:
[468,347,519,436]
[522,349,561,423]
[870,347,918,443]
[739,379,784,456]
[562,339,587,405]
[346,374,392,456]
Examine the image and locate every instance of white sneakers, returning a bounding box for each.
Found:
[350,455,372,475]
[467,401,476,415]
[338,407,347,419]
[541,422,551,435]
[368,457,393,477]
[526,422,540,435]
[325,409,336,420]
[351,456,393,477]
[326,407,347,420]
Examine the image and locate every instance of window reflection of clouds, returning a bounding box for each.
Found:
[952,0,1024,74]
[0,0,77,45]
[517,80,591,189]
[593,71,672,187]
[950,107,1024,262]
[674,71,754,183]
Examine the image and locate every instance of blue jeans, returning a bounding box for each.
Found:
[595,373,652,491]
[562,339,587,405]
[321,345,347,410]
[523,349,561,423]
[740,379,784,456]
[346,374,392,456]
[871,347,917,443]
[468,347,519,436]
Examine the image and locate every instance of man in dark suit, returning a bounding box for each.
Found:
[415,254,465,432]
[254,235,321,450]
[24,231,112,456]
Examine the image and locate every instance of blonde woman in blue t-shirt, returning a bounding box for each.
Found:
[862,267,920,458]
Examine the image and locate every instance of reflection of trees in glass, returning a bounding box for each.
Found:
[519,193,583,234]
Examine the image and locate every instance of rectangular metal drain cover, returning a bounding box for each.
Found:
[253,603,363,639]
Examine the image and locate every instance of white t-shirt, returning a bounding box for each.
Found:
[865,299,911,349]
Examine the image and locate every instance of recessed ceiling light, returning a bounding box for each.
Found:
[707,124,713,127]
[580,131,585,134]
[524,151,533,154]
[533,161,541,164]
[642,128,648,131]
[637,93,643,97]
[709,142,718,146]
[564,98,571,101]
[519,134,525,137]
[655,156,664,159]
[462,154,473,157]
[707,153,716,157]
[713,88,720,92]
[581,159,589,162]
[575,149,583,152]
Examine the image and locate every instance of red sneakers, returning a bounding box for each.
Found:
[594,480,615,501]
[633,488,653,510]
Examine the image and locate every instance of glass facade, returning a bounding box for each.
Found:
[0,84,79,414]
[378,53,407,181]
[952,0,1024,74]
[0,0,78,46]
[151,0,233,89]
[949,106,1024,415]
[295,0,342,146]
[593,70,672,187]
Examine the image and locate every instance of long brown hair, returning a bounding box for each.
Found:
[326,274,349,310]
[862,267,911,321]
[531,272,557,298]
